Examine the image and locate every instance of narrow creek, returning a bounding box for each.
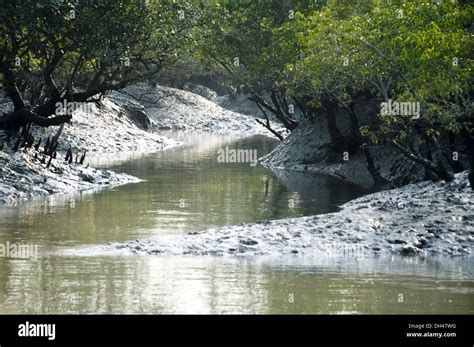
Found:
[0,132,472,313]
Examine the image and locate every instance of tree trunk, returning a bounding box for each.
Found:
[461,128,474,190]
[0,64,71,130]
[429,136,454,182]
[390,140,453,182]
[342,100,388,187]
[270,91,299,131]
[3,67,25,110]
[363,146,390,189]
[253,100,284,141]
[322,99,344,151]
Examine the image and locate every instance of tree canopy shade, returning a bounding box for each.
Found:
[193,0,326,130]
[0,0,196,129]
[194,0,473,187]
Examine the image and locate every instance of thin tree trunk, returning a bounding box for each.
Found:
[363,146,390,188]
[253,100,284,141]
[461,128,474,190]
[322,99,344,150]
[249,93,298,131]
[429,136,454,181]
[390,140,452,182]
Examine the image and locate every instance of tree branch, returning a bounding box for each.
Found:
[253,100,284,141]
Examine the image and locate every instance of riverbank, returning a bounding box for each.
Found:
[0,85,280,205]
[0,147,140,205]
[1,84,472,258]
[109,83,287,137]
[108,171,473,257]
[261,115,420,189]
[0,94,173,204]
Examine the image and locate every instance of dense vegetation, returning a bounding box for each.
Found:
[1,0,473,187]
[0,0,195,128]
[195,0,473,187]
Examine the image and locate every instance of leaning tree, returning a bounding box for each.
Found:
[0,0,194,130]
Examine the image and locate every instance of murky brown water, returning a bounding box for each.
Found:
[0,133,472,314]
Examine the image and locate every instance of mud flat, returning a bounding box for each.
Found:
[106,171,473,257]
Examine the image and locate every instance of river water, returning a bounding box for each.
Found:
[0,133,472,313]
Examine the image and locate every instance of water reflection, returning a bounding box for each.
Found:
[0,255,472,314]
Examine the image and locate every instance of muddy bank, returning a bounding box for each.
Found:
[0,84,289,205]
[104,171,473,257]
[0,87,181,205]
[259,99,470,189]
[0,147,140,205]
[110,83,287,137]
[261,119,421,189]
